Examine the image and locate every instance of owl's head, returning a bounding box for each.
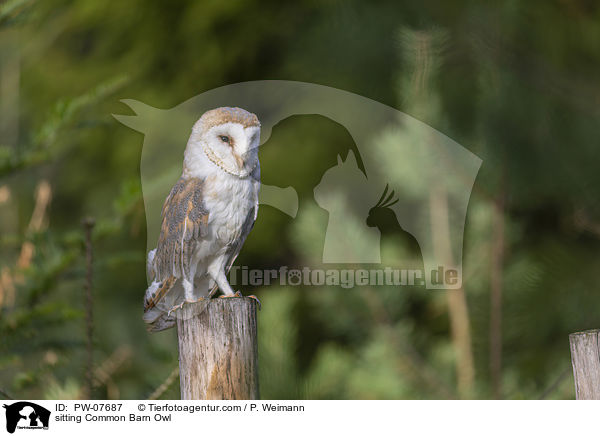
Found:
[185,107,261,177]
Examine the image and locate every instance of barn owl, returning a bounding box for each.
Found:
[143,107,261,332]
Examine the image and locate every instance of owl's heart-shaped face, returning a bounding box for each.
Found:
[202,122,260,176]
[185,107,261,178]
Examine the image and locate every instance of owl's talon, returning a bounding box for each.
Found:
[167,297,205,316]
[167,301,186,316]
[219,291,243,298]
[247,295,261,310]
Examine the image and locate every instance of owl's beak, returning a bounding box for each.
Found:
[234,153,245,169]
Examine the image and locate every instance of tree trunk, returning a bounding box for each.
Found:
[490,191,505,399]
[430,186,475,397]
[177,297,259,400]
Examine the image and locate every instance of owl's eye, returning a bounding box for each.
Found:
[219,135,230,143]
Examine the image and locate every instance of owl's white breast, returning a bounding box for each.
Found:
[183,135,258,252]
[204,171,256,244]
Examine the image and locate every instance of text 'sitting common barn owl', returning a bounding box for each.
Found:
[143,107,261,332]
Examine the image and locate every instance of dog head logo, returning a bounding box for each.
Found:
[3,402,50,433]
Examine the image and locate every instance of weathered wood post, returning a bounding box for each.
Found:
[177,297,259,400]
[569,329,600,399]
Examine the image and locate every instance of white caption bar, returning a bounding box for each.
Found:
[0,400,594,436]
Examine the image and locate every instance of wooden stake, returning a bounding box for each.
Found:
[177,297,259,400]
[569,329,600,399]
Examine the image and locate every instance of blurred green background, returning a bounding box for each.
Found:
[1,0,600,400]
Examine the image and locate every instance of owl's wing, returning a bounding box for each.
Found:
[251,161,260,220]
[144,177,208,313]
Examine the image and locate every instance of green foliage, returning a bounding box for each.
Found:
[1,76,128,177]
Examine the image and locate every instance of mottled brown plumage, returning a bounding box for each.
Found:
[144,177,208,313]
[197,107,260,131]
[156,177,208,279]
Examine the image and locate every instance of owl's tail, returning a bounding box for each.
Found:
[143,255,216,332]
[143,249,178,331]
[143,278,179,332]
[143,277,214,332]
[143,306,177,332]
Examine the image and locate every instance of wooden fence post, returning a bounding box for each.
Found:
[177,297,259,400]
[569,329,600,400]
